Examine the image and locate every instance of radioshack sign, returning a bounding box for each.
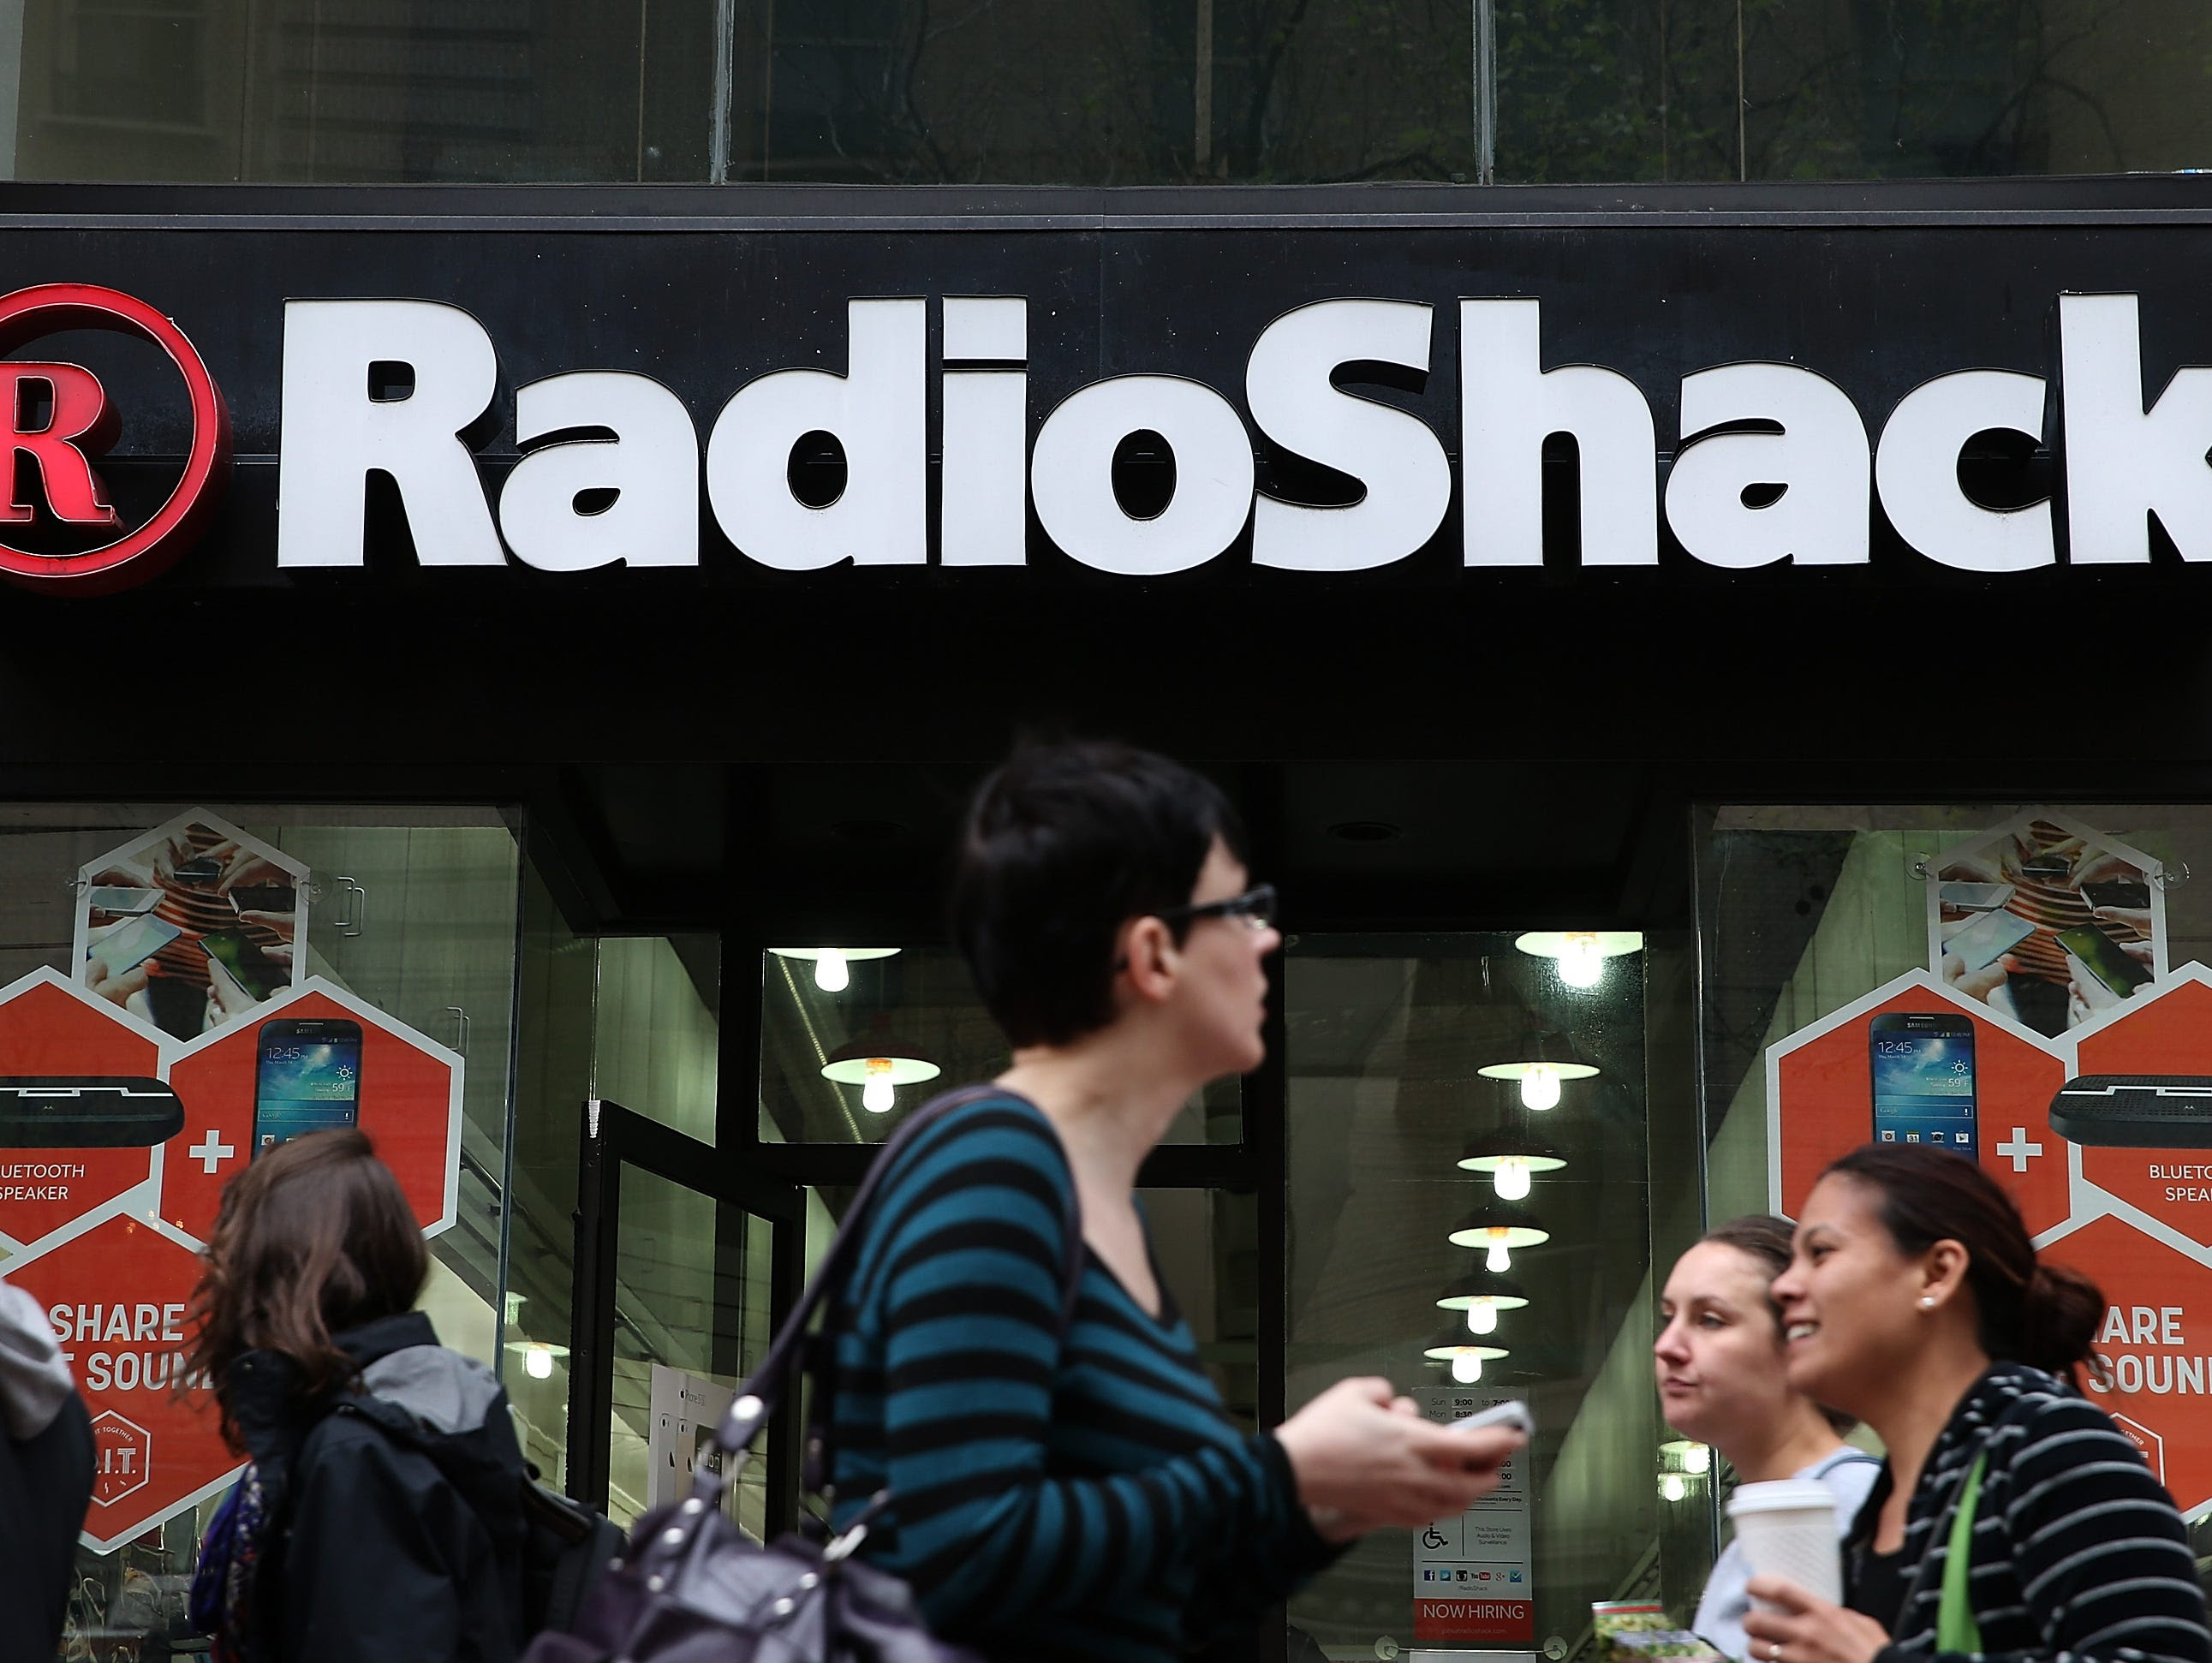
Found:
[12,283,2212,590]
[271,292,2206,577]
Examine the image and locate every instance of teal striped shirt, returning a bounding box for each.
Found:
[829,1092,1337,1660]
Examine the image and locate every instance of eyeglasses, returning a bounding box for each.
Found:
[1156,883,1278,934]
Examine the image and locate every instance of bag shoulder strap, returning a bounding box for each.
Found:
[712,1083,1084,1457]
[1935,1452,1988,1654]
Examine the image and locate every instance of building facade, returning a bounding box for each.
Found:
[5,6,2212,1660]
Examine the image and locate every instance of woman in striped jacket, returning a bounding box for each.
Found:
[825,741,1523,1662]
[1744,1143,2209,1663]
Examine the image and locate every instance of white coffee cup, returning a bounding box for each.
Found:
[1726,1479,1841,1606]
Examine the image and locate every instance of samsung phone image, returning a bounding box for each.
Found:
[200,929,288,1003]
[1940,881,2016,911]
[2055,926,2155,1000]
[86,915,182,976]
[170,856,222,884]
[1943,908,2036,974]
[86,885,161,915]
[1870,1013,1978,1159]
[253,1019,362,1157]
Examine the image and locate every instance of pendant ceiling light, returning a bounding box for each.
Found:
[820,1018,941,1114]
[504,1336,571,1380]
[1447,1207,1551,1273]
[1660,1438,1712,1475]
[1435,1273,1529,1336]
[1423,1326,1511,1384]
[1476,1058,1596,1111]
[1457,1134,1566,1202]
[1514,930,1643,990]
[770,945,901,992]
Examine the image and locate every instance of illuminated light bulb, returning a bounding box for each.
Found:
[1660,1473,1686,1503]
[524,1344,555,1380]
[1683,1444,1711,1475]
[814,949,850,992]
[862,1058,896,1113]
[1520,1065,1561,1111]
[1492,1157,1532,1201]
[1558,934,1606,989]
[1468,1302,1500,1336]
[1486,1237,1511,1273]
[1452,1351,1482,1384]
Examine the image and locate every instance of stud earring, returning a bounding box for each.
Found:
[1919,1296,1936,1309]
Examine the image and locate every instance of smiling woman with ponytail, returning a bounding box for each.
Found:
[1740,1142,2209,1663]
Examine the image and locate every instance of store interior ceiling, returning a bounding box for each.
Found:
[536,758,1684,939]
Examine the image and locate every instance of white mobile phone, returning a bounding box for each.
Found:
[1453,1399,1533,1439]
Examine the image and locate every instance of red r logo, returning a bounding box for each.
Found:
[0,284,231,596]
[0,362,122,527]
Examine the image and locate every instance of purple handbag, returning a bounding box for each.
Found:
[523,1085,1082,1663]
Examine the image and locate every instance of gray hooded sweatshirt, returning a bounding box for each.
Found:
[0,1279,75,1439]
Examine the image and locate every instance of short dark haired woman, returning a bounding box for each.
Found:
[829,740,1523,1662]
[1742,1143,2210,1663]
[188,1130,528,1663]
[1656,1216,1877,1660]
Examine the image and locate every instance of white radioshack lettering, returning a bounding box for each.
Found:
[270,292,2212,575]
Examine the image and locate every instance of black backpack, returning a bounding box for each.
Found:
[334,1392,623,1642]
[517,1470,625,1636]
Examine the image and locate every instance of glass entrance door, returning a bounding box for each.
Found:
[569,1100,801,1540]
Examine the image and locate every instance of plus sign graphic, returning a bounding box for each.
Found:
[1996,1127,2044,1173]
[187,1130,234,1176]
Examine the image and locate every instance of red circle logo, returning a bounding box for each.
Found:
[0,283,231,597]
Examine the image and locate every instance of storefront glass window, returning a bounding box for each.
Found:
[1283,933,1688,1660]
[0,802,523,1662]
[11,0,2209,184]
[1699,802,2212,1592]
[759,945,1237,1145]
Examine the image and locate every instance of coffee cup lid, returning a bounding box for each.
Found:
[1726,1479,1839,1517]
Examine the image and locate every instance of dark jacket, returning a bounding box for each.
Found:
[1847,1362,2209,1663]
[0,1392,93,1663]
[0,1277,92,1663]
[230,1311,528,1663]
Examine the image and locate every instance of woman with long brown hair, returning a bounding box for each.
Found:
[186,1129,528,1663]
[1743,1143,2209,1663]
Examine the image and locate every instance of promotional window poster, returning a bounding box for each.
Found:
[1768,808,2212,1515]
[0,809,463,1548]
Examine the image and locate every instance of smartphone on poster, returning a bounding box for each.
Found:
[229,884,297,916]
[86,885,162,915]
[2056,926,2155,1001]
[86,915,182,976]
[1938,880,2015,912]
[2080,879,2152,912]
[1870,1012,1977,1160]
[1943,908,2036,974]
[253,1018,362,1157]
[200,929,289,1003]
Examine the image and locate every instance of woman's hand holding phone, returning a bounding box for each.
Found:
[1273,1376,1523,1538]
